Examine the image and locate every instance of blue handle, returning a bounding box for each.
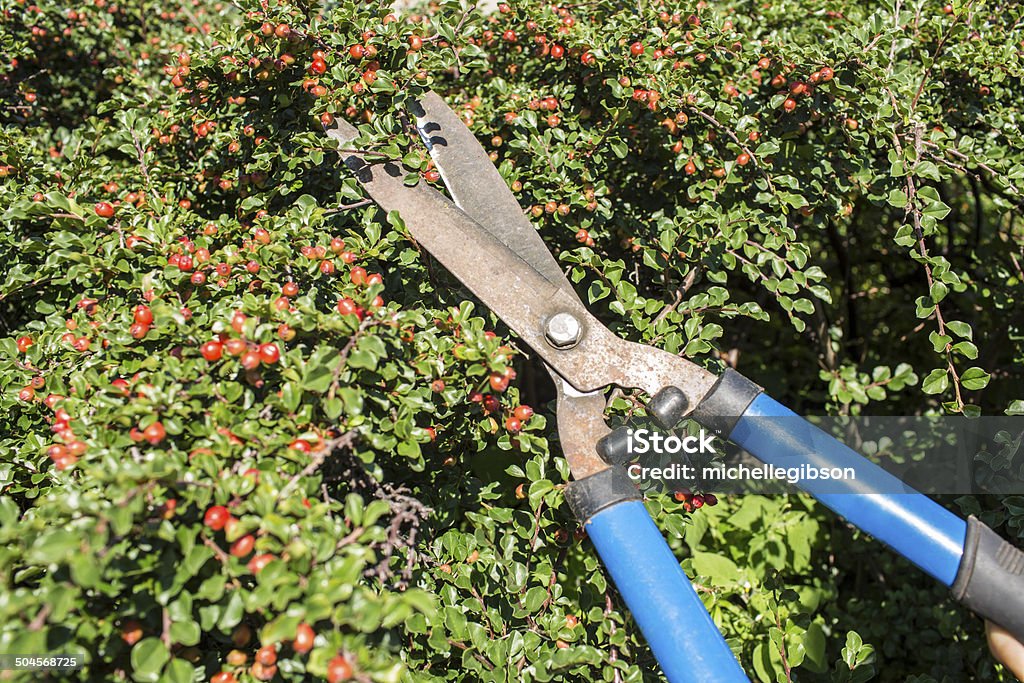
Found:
[586,499,748,682]
[731,394,967,585]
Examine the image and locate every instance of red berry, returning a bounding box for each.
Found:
[201,341,223,361]
[684,160,697,175]
[18,386,35,402]
[482,394,501,413]
[349,266,367,286]
[133,305,153,325]
[120,620,144,645]
[247,553,275,574]
[550,44,564,59]
[129,323,149,339]
[241,351,261,370]
[293,623,315,654]
[783,97,797,112]
[204,505,230,531]
[309,58,327,75]
[94,202,115,218]
[581,51,595,65]
[258,343,280,364]
[255,645,277,667]
[737,152,751,166]
[326,655,354,683]
[225,338,247,356]
[211,673,237,683]
[489,372,510,393]
[513,405,534,421]
[230,534,255,558]
[143,421,166,445]
[16,335,33,353]
[336,298,358,316]
[504,417,522,434]
[629,42,643,56]
[407,35,423,51]
[348,44,364,59]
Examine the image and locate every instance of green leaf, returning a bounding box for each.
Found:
[130,638,170,683]
[921,368,949,395]
[960,367,990,391]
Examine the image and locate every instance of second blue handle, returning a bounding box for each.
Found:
[731,393,967,585]
[585,499,748,682]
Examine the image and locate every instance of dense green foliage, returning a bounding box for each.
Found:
[2,0,1024,680]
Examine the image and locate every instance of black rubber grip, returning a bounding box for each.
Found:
[952,516,1024,641]
[565,467,640,523]
[596,427,633,466]
[690,368,763,438]
[648,386,689,430]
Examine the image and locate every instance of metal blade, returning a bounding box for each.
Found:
[410,92,571,294]
[412,93,616,480]
[325,120,718,408]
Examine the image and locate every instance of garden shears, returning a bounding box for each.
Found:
[326,92,1024,681]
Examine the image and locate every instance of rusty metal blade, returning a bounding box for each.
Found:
[410,92,571,294]
[412,93,616,479]
[325,119,718,408]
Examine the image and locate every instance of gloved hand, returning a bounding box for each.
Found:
[988,621,1024,680]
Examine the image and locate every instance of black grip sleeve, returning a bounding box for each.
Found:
[565,467,640,523]
[690,368,763,438]
[952,516,1024,640]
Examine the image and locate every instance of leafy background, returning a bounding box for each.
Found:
[2,0,1023,680]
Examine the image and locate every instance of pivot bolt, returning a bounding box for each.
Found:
[545,312,582,348]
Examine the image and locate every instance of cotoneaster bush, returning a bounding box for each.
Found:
[2,0,1024,681]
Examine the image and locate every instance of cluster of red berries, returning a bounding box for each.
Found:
[55,298,109,351]
[298,235,359,274]
[335,264,385,319]
[14,336,45,403]
[203,503,274,574]
[129,304,153,339]
[772,63,835,113]
[203,498,354,681]
[483,3,579,67]
[129,420,166,445]
[200,311,281,372]
[673,488,718,513]
[41,395,84,470]
[207,619,342,683]
[466,366,533,434]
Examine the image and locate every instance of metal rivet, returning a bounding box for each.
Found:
[545,312,582,348]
